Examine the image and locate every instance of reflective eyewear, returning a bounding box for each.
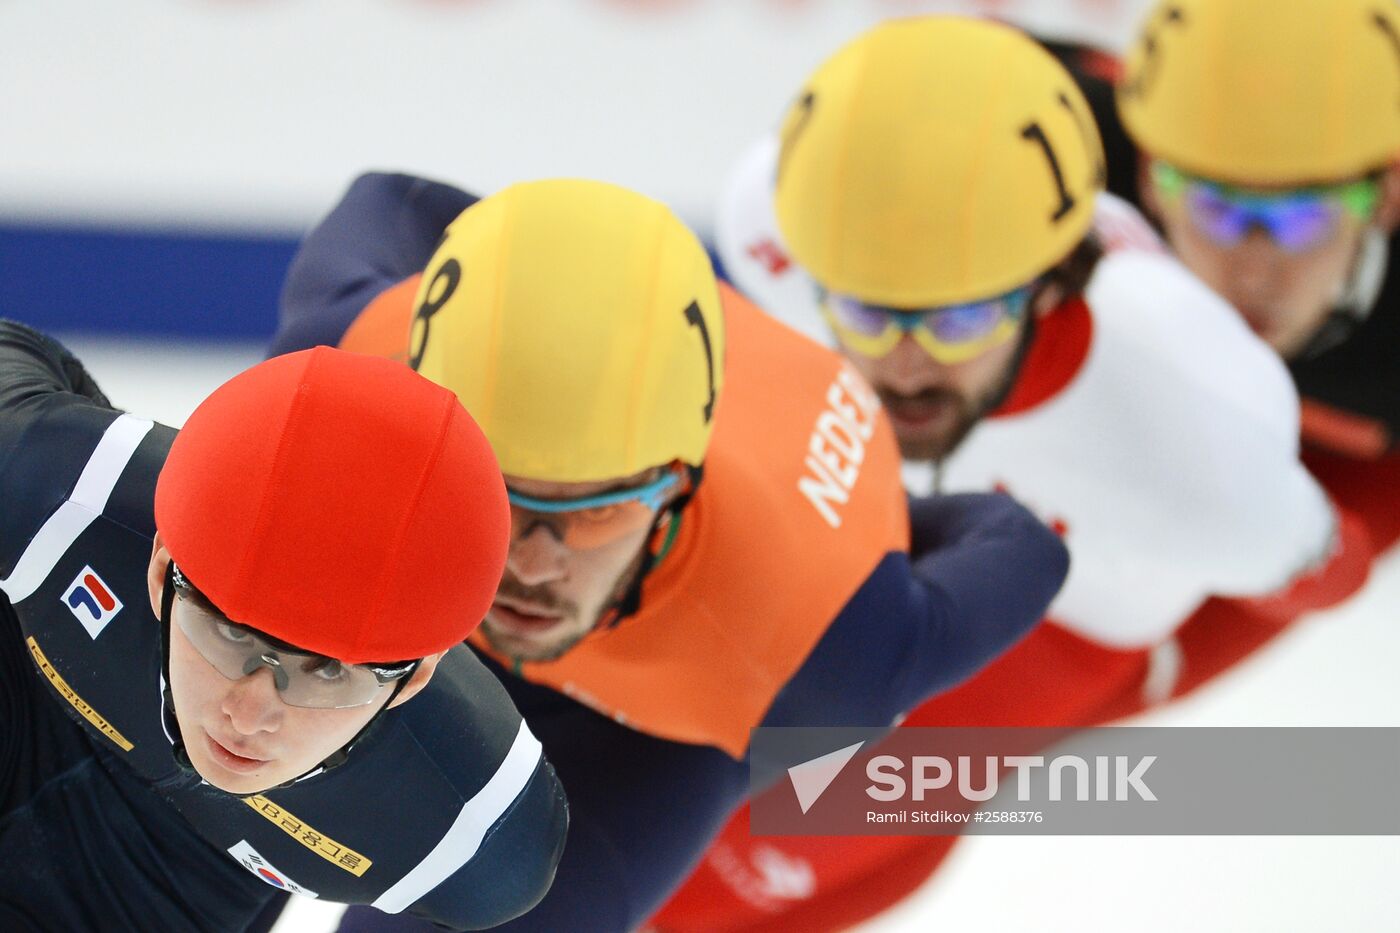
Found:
[1151,161,1379,254]
[507,467,685,551]
[171,567,418,709]
[820,285,1034,363]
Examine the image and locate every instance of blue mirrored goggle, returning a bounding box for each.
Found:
[506,468,684,549]
[1152,161,1379,254]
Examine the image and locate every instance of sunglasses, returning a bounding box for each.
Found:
[171,565,418,709]
[820,284,1035,363]
[507,466,685,551]
[1152,161,1379,254]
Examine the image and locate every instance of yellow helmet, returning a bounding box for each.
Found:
[774,16,1105,308]
[408,179,724,484]
[1118,0,1400,185]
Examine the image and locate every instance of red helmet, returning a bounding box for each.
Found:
[155,347,509,663]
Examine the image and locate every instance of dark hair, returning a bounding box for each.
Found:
[1042,231,1105,303]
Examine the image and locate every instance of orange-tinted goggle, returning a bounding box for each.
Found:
[506,466,686,550]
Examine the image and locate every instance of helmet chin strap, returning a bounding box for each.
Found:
[1300,227,1389,359]
[158,562,412,790]
[983,302,1039,417]
[594,463,702,632]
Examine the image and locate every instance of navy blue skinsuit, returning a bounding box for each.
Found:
[272,173,1072,933]
[0,321,568,931]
